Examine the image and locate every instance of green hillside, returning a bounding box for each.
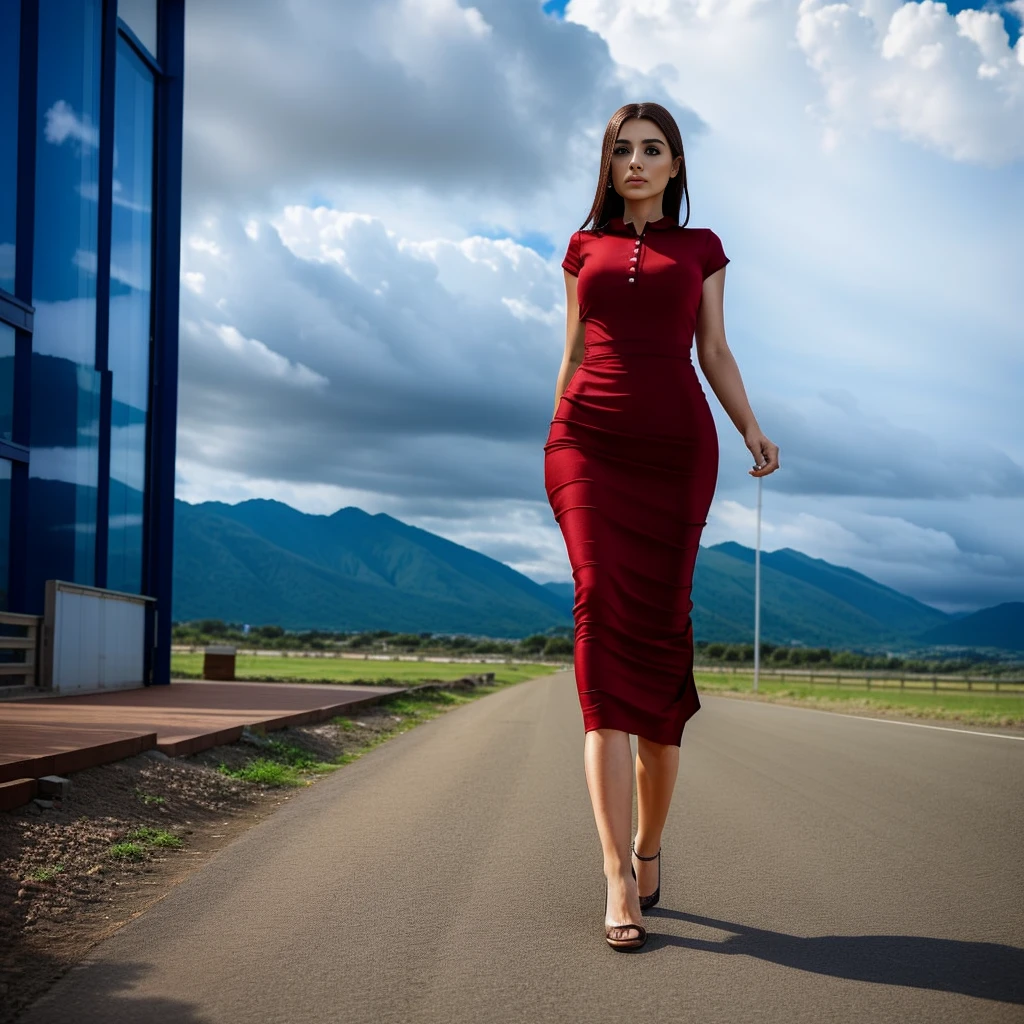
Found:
[542,581,574,614]
[172,499,1020,651]
[691,546,903,646]
[708,542,947,637]
[173,499,571,636]
[914,602,1024,651]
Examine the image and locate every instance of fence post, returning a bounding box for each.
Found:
[932,674,937,692]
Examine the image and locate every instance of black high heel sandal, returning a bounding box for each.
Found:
[604,878,648,951]
[630,838,662,910]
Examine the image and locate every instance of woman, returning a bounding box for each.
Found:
[543,102,780,952]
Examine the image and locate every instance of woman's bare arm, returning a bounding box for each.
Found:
[552,269,587,419]
[694,268,780,476]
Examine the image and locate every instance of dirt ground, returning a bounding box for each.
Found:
[0,700,417,1024]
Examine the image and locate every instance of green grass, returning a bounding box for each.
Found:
[695,671,1024,727]
[108,842,148,861]
[218,758,309,787]
[262,739,336,771]
[134,789,166,806]
[125,826,184,849]
[107,827,185,862]
[27,864,65,882]
[170,653,561,686]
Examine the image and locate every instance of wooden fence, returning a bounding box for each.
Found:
[694,663,1024,694]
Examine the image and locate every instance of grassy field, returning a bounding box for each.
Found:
[694,671,1024,728]
[169,653,1023,728]
[170,652,564,687]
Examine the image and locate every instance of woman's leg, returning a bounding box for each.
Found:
[584,727,643,935]
[633,736,680,895]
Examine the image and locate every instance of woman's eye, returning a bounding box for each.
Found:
[613,147,661,155]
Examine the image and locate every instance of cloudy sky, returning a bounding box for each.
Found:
[175,0,1024,615]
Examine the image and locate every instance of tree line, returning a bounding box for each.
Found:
[173,621,1015,673]
[695,641,1007,675]
[173,621,574,658]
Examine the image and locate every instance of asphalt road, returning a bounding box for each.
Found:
[17,670,1024,1024]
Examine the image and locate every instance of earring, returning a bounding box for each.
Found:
[607,181,612,189]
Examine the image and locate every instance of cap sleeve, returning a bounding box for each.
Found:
[561,230,583,276]
[703,228,730,280]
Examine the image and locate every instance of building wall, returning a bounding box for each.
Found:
[0,0,184,685]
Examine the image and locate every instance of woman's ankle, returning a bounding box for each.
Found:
[632,833,661,857]
[603,861,634,881]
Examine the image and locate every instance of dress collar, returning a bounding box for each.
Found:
[600,214,677,236]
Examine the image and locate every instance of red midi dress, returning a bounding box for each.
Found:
[543,214,729,746]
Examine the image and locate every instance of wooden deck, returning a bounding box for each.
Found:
[0,680,406,810]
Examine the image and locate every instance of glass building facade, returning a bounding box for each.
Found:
[1,0,184,685]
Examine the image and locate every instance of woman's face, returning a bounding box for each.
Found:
[609,117,681,205]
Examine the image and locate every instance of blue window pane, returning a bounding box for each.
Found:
[27,0,103,596]
[0,458,9,610]
[0,323,13,441]
[0,1,19,295]
[117,0,158,57]
[107,37,153,596]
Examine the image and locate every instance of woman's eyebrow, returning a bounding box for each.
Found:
[614,137,666,145]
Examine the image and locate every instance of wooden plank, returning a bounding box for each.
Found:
[0,664,34,676]
[0,731,159,783]
[0,637,37,650]
[0,778,39,812]
[0,612,42,626]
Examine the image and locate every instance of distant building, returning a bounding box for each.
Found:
[2,0,185,690]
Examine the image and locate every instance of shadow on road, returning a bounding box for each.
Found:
[14,960,211,1024]
[646,910,1023,1005]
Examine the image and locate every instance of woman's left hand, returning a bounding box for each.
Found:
[745,430,780,477]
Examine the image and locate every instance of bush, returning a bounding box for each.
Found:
[390,634,423,648]
[831,650,862,669]
[543,637,574,657]
[520,634,549,655]
[196,619,228,637]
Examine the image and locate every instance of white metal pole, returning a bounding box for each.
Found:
[753,475,762,693]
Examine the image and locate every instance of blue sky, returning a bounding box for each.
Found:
[173,0,1024,614]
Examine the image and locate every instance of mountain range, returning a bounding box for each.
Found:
[173,498,1022,652]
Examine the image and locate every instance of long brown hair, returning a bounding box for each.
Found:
[579,102,690,232]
